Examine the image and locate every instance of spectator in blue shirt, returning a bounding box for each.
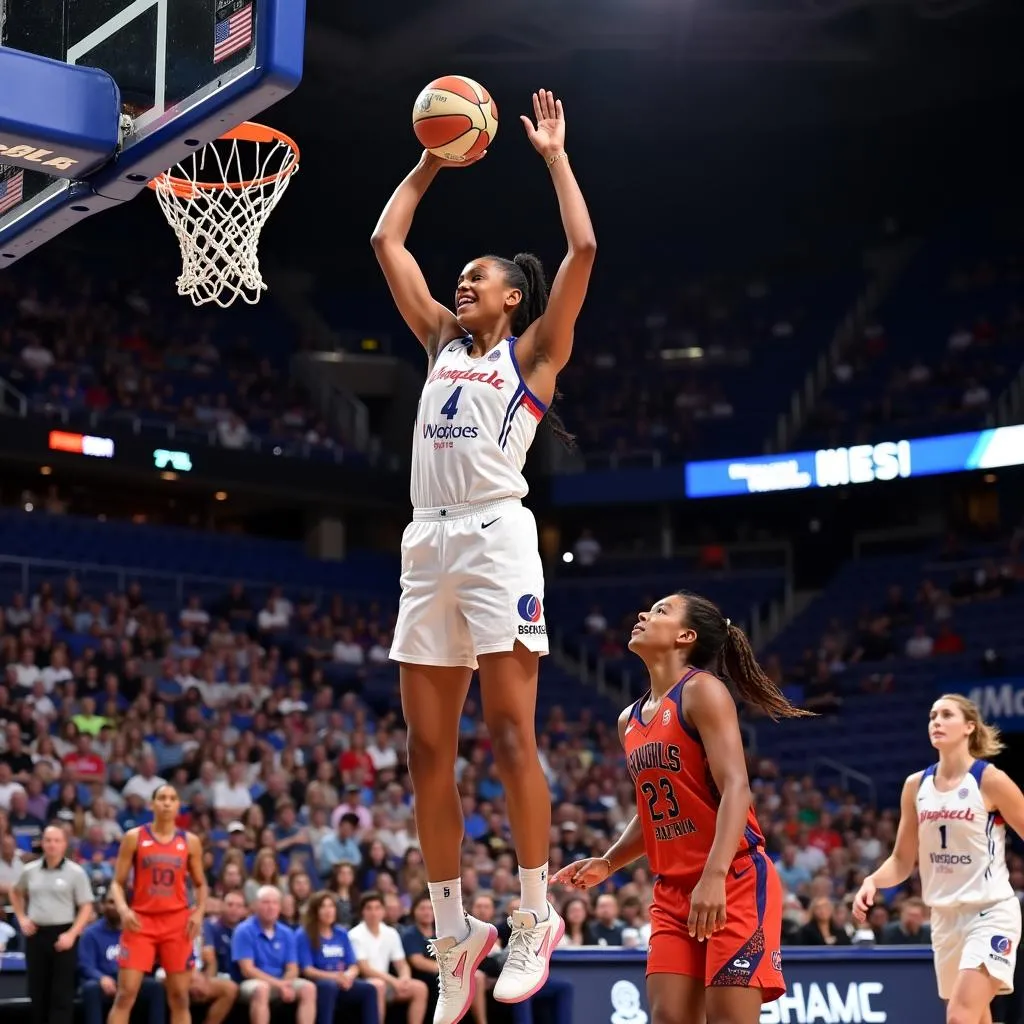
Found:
[78,895,165,1024]
[317,815,361,879]
[188,892,241,1024]
[204,890,247,976]
[775,845,813,894]
[231,885,316,1024]
[297,891,378,1024]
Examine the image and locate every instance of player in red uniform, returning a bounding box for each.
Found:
[109,784,207,1024]
[554,590,809,1024]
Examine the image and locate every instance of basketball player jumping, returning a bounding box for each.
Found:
[854,694,1024,1024]
[371,89,595,1024]
[555,591,809,1024]
[110,785,207,1024]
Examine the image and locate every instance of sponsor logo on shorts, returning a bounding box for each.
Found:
[732,957,751,970]
[517,594,546,635]
[990,953,1010,965]
[771,949,783,971]
[992,935,1013,956]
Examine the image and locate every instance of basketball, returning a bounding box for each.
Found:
[412,75,498,162]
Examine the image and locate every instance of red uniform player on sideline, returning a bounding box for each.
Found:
[109,784,208,1024]
[555,591,810,1024]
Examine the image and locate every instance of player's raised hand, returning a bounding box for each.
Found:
[688,872,727,942]
[551,857,611,890]
[852,878,876,923]
[520,90,566,160]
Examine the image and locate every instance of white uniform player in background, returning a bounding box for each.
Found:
[371,89,596,1024]
[855,694,1024,1024]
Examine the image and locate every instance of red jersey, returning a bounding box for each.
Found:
[624,668,765,883]
[130,826,190,915]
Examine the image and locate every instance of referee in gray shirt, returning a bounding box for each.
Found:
[10,825,95,1024]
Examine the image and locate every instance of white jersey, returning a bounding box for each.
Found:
[916,760,1013,908]
[410,336,546,509]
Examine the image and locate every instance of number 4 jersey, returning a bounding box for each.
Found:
[624,668,767,883]
[916,760,1013,908]
[411,336,547,510]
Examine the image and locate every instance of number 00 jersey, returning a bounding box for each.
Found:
[624,668,766,883]
[916,760,1013,908]
[411,336,547,510]
[130,826,190,915]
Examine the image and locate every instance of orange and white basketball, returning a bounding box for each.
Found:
[412,75,498,162]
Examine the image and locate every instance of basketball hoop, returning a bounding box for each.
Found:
[148,121,299,308]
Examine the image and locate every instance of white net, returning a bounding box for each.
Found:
[150,124,298,308]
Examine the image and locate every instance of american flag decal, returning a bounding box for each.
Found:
[0,166,25,217]
[213,1,253,64]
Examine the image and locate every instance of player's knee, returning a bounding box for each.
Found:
[167,988,190,1012]
[407,723,453,777]
[487,713,536,773]
[651,1006,687,1024]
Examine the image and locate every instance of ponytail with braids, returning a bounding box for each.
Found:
[485,253,576,449]
[677,590,812,721]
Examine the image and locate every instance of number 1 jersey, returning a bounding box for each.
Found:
[411,336,547,509]
[624,668,766,884]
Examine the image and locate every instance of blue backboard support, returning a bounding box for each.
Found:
[0,0,305,265]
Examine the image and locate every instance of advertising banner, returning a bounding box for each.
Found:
[549,946,944,1024]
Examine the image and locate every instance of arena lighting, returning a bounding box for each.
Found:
[685,424,1024,499]
[47,429,114,458]
[154,448,194,472]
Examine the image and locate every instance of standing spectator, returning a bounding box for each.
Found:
[349,892,428,1024]
[231,886,316,1024]
[79,894,166,1024]
[10,825,95,1024]
[297,891,379,1024]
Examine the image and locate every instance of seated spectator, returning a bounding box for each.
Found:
[349,892,428,1024]
[933,623,965,655]
[590,894,625,946]
[0,832,25,898]
[795,897,851,946]
[559,896,594,947]
[231,886,317,1024]
[879,897,931,945]
[203,890,248,977]
[297,891,379,1024]
[905,625,934,659]
[79,894,166,1024]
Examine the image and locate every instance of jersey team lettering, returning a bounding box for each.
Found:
[428,366,505,389]
[919,807,976,823]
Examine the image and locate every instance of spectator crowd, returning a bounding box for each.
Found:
[3,569,1020,1024]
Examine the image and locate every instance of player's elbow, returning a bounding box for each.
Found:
[571,234,597,258]
[370,230,395,253]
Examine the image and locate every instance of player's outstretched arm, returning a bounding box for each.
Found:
[518,89,596,374]
[370,154,466,354]
[853,772,921,920]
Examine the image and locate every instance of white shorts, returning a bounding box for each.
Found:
[390,498,548,670]
[930,896,1021,999]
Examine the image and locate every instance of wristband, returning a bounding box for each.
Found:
[547,151,568,167]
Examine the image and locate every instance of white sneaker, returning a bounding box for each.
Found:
[429,915,498,1024]
[493,902,564,1004]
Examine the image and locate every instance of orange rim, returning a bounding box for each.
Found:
[147,121,300,199]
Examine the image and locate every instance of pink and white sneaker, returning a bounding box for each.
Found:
[493,902,564,1003]
[429,915,498,1024]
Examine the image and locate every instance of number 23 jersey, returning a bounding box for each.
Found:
[916,760,1013,908]
[624,668,766,884]
[411,336,548,509]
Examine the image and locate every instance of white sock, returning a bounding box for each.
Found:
[428,878,467,940]
[518,863,550,919]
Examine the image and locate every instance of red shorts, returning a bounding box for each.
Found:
[648,849,786,1003]
[119,909,194,974]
